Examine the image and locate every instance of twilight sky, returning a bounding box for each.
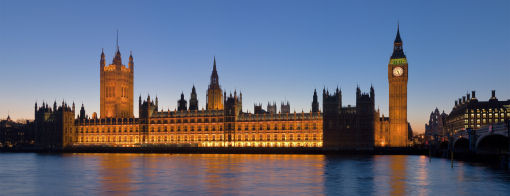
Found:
[1,0,509,133]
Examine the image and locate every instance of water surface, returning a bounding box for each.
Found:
[0,153,509,195]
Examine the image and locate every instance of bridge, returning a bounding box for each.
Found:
[451,121,510,155]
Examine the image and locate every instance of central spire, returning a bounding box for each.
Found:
[116,29,120,52]
[390,24,406,59]
[212,56,218,76]
[210,56,219,87]
[394,23,402,43]
[113,30,122,65]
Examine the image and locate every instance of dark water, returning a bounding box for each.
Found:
[0,153,509,195]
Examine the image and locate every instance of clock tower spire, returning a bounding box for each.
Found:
[388,25,408,147]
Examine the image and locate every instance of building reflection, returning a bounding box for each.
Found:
[415,156,429,196]
[196,154,326,195]
[371,155,411,195]
[96,153,136,194]
[324,155,376,195]
[73,154,326,195]
[389,155,407,195]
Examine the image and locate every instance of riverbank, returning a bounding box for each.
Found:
[0,146,427,155]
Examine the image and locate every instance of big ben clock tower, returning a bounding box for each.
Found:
[388,25,408,147]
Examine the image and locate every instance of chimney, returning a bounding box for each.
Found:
[455,100,458,106]
[471,91,476,99]
[458,98,462,104]
[491,90,496,99]
[462,96,466,103]
[467,93,470,100]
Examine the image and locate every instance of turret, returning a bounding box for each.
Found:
[312,89,319,113]
[79,104,86,120]
[100,48,105,67]
[189,85,198,111]
[224,90,242,116]
[370,85,375,100]
[356,86,361,100]
[139,94,157,119]
[490,90,497,100]
[267,102,277,114]
[281,101,290,114]
[139,95,142,107]
[178,92,187,111]
[155,96,159,111]
[129,51,134,70]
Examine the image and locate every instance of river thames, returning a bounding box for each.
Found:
[0,153,509,195]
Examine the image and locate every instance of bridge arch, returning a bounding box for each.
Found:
[476,134,508,154]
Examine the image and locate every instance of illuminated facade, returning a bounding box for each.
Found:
[386,26,409,147]
[206,57,224,110]
[72,103,322,148]
[33,28,415,150]
[374,110,390,147]
[53,56,322,148]
[100,39,134,118]
[446,90,510,134]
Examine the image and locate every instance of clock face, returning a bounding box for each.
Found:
[393,67,403,77]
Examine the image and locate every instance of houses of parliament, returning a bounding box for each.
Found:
[33,27,410,150]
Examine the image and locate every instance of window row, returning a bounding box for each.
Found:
[151,118,223,124]
[77,133,323,143]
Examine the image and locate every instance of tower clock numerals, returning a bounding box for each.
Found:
[392,66,403,77]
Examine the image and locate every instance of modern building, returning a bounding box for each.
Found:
[446,90,510,134]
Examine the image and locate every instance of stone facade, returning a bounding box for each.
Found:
[387,26,409,147]
[322,87,375,150]
[425,108,447,143]
[39,57,323,148]
[206,57,224,110]
[100,44,134,118]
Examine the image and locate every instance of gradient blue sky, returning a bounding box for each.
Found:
[1,0,509,133]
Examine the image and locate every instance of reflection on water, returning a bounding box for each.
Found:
[389,156,406,195]
[0,153,509,195]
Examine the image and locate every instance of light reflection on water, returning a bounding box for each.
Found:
[0,153,509,195]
